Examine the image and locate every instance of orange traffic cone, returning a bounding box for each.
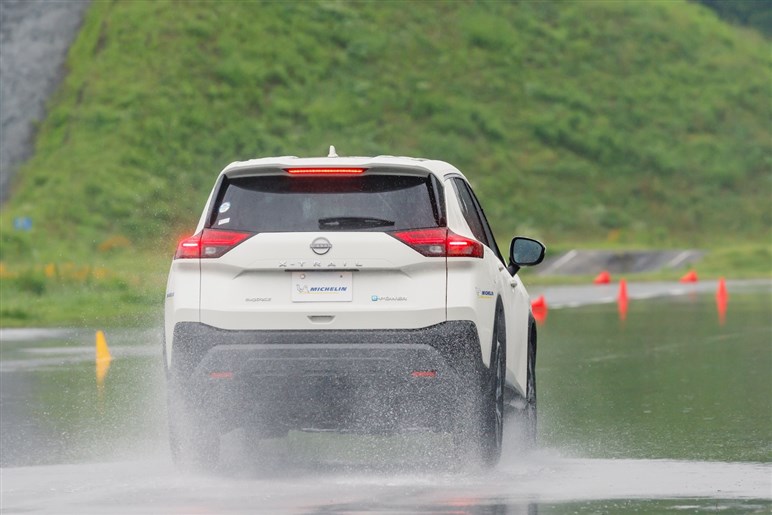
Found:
[531,295,548,325]
[716,277,728,301]
[716,277,728,325]
[593,270,611,284]
[679,270,698,283]
[617,279,629,322]
[617,279,628,302]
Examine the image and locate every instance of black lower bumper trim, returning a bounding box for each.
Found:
[170,321,484,383]
[168,321,485,433]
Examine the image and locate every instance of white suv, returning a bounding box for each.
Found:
[164,150,545,469]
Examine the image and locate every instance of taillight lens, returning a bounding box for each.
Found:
[390,228,483,258]
[390,228,447,257]
[446,231,485,258]
[174,229,253,259]
[175,234,202,259]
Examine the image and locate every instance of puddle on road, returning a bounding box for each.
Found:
[2,451,769,513]
[538,290,772,464]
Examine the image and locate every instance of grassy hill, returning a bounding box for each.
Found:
[1,0,770,326]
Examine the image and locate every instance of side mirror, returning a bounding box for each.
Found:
[509,237,546,274]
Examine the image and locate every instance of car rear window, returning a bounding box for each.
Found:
[210,174,442,233]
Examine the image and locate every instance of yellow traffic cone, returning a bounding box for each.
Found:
[96,330,112,384]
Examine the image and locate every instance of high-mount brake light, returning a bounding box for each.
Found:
[285,168,366,175]
[390,228,484,258]
[174,229,252,259]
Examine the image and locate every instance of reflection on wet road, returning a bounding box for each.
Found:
[1,281,770,513]
[2,453,770,514]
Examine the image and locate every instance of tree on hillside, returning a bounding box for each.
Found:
[695,0,772,36]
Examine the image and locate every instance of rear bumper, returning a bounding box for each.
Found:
[168,321,484,433]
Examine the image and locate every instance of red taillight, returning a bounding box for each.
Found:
[390,228,447,257]
[174,229,252,259]
[446,231,484,258]
[390,228,483,258]
[285,168,366,175]
[175,233,202,259]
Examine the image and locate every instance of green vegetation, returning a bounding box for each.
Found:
[0,254,167,328]
[695,0,772,36]
[1,0,769,326]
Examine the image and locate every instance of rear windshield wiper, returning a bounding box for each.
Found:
[318,216,396,230]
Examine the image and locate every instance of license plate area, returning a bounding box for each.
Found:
[291,272,353,302]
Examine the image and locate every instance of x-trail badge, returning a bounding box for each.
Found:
[310,237,332,255]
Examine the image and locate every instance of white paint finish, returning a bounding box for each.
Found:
[163,260,200,367]
[198,232,447,331]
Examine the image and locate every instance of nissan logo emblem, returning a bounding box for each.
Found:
[310,237,332,255]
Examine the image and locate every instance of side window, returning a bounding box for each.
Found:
[451,178,490,247]
[451,178,504,263]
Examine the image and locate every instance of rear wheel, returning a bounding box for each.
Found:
[479,307,506,467]
[450,313,505,469]
[523,318,538,446]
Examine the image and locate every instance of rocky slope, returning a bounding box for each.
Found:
[0,0,89,202]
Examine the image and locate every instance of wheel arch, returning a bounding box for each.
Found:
[489,296,506,369]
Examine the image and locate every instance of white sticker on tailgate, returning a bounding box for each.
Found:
[292,272,352,302]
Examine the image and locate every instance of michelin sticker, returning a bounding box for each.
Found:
[476,288,494,299]
[292,272,352,302]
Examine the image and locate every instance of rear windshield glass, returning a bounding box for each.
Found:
[210,174,441,232]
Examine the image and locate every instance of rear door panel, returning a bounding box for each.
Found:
[200,232,447,330]
[444,178,498,369]
[444,176,529,392]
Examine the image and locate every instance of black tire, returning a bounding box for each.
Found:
[450,308,505,469]
[480,306,506,467]
[524,317,538,447]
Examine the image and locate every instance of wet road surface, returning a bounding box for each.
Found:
[2,453,769,514]
[1,280,770,513]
